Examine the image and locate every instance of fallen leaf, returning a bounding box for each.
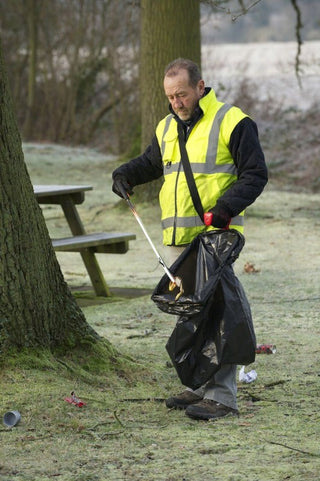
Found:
[244,262,260,273]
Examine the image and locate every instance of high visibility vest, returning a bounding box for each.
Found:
[156,89,247,246]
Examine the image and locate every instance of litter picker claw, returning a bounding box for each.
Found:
[118,184,184,300]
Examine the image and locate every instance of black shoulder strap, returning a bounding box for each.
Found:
[177,122,204,222]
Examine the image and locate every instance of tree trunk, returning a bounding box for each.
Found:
[0,40,98,351]
[23,0,39,140]
[140,0,201,148]
[138,0,201,201]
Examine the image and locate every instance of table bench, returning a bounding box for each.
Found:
[34,184,136,297]
[52,232,135,254]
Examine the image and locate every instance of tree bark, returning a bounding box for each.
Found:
[23,0,39,139]
[140,0,201,148]
[138,0,201,201]
[0,40,98,351]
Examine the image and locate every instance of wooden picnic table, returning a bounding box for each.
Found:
[34,184,136,297]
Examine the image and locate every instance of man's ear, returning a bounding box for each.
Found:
[197,79,205,96]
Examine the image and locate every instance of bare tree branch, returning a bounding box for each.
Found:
[232,0,262,21]
[202,0,263,20]
[291,0,303,87]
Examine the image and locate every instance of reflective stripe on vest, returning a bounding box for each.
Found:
[161,104,236,176]
[157,90,247,245]
[161,214,244,229]
[160,115,172,155]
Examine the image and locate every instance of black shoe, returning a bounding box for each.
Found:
[185,399,239,420]
[165,390,203,409]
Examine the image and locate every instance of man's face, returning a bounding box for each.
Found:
[164,69,205,121]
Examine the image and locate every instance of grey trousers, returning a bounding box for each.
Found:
[165,245,238,410]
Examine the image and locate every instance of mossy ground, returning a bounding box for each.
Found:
[0,144,319,480]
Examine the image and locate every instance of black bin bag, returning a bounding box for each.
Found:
[151,229,256,390]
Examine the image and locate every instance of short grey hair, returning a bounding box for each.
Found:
[164,58,202,88]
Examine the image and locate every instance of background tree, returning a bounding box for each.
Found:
[23,0,39,139]
[0,0,140,152]
[0,0,308,156]
[140,0,201,148]
[136,0,201,201]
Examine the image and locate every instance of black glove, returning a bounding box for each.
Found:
[112,175,134,198]
[209,204,232,228]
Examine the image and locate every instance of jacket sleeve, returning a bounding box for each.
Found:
[216,117,268,216]
[112,135,163,187]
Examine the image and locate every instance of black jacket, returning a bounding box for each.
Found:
[113,103,268,217]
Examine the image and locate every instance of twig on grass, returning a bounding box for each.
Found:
[264,379,290,388]
[113,410,125,427]
[120,397,165,403]
[83,428,124,440]
[88,420,115,430]
[126,329,156,339]
[267,440,320,457]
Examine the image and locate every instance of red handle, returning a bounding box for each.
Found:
[204,212,231,230]
[204,212,213,226]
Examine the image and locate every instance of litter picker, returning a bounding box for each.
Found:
[118,184,183,300]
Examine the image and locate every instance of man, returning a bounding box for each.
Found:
[112,58,268,421]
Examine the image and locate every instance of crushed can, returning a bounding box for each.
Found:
[256,344,276,354]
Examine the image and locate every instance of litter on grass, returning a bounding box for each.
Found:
[239,366,257,383]
[64,391,86,407]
